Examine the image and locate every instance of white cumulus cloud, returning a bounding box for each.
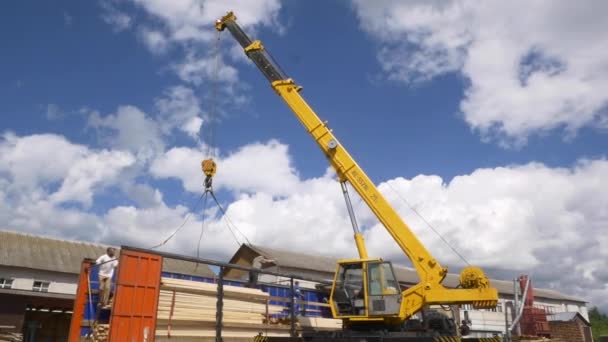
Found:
[173,53,239,86]
[138,28,169,54]
[99,0,284,95]
[1,131,606,310]
[352,0,608,147]
[130,0,282,44]
[0,133,88,189]
[0,133,135,237]
[155,86,204,138]
[88,106,165,161]
[150,140,301,196]
[49,150,135,207]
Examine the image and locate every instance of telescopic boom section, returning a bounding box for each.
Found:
[215,11,441,281]
[216,12,288,83]
[216,12,498,320]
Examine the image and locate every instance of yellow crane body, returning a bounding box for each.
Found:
[216,11,498,329]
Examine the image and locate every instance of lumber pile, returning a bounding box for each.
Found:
[298,317,342,330]
[156,278,288,339]
[0,332,22,342]
[92,324,109,342]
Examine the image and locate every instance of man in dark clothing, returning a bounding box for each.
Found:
[248,255,275,288]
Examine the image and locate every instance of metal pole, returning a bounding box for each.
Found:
[341,182,361,235]
[504,301,512,342]
[451,305,461,336]
[122,245,332,286]
[216,267,224,342]
[85,267,95,337]
[511,277,530,336]
[290,277,296,337]
[513,279,519,337]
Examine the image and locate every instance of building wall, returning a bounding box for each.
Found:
[533,297,589,321]
[224,248,258,280]
[0,294,27,331]
[0,265,77,295]
[460,296,590,337]
[549,321,588,342]
[491,294,588,323]
[260,266,333,287]
[23,309,71,341]
[464,310,505,337]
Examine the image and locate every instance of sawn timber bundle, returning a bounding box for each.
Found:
[156,277,288,338]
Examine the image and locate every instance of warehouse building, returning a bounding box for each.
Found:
[0,230,215,341]
[0,230,590,340]
[225,244,590,338]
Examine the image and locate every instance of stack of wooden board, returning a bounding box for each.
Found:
[0,332,23,342]
[92,323,109,342]
[298,317,342,330]
[156,278,288,339]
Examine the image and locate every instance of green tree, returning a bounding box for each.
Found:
[590,306,608,342]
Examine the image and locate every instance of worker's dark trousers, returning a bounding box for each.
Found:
[248,270,259,288]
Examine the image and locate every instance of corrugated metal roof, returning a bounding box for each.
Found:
[243,244,586,303]
[163,258,217,278]
[0,230,215,277]
[547,312,590,325]
[248,245,338,274]
[547,312,578,321]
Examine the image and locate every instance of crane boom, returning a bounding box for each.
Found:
[216,12,439,279]
[216,12,497,326]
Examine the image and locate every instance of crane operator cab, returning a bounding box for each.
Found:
[330,259,401,319]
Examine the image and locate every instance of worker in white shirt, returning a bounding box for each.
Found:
[95,247,118,307]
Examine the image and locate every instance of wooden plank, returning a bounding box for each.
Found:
[155,338,265,342]
[160,278,268,301]
[157,293,283,314]
[298,317,342,329]
[268,296,332,308]
[155,327,290,338]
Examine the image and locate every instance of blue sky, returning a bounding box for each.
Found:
[1,1,607,310]
[4,1,606,183]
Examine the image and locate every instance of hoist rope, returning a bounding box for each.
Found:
[149,193,205,249]
[209,190,252,246]
[385,181,471,266]
[194,192,210,270]
[196,193,209,261]
[204,30,222,159]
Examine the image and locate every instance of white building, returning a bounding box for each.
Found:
[0,230,215,341]
[0,231,590,340]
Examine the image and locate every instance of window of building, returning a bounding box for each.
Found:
[0,278,14,289]
[32,281,50,292]
[488,303,503,312]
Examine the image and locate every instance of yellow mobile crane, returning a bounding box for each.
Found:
[214,12,498,339]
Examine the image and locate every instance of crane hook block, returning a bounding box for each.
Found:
[202,159,217,177]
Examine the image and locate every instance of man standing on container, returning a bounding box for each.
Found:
[248,254,275,288]
[96,247,118,307]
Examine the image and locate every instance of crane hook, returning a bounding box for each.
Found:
[201,159,217,191]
